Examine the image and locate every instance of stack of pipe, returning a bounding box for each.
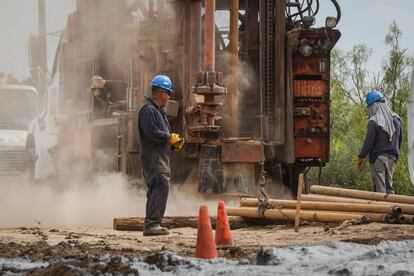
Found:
[227,186,414,225]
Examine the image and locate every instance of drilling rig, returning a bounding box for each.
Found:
[31,0,341,197]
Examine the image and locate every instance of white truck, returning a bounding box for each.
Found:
[26,73,64,180]
[0,84,41,177]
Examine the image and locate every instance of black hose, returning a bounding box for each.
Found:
[307,0,312,16]
[289,0,313,18]
[287,0,340,27]
[313,0,320,16]
[330,0,341,24]
[285,0,321,29]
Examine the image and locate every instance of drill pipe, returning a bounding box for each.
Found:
[334,212,394,223]
[240,198,402,216]
[226,207,380,223]
[394,214,404,224]
[229,0,239,136]
[402,214,414,224]
[396,214,414,225]
[204,0,216,71]
[302,194,384,204]
[310,185,414,205]
[190,0,202,82]
[302,194,414,215]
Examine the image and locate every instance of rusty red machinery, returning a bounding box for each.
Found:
[52,0,341,196]
[190,0,227,134]
[290,28,341,165]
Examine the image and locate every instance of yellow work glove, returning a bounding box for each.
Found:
[355,157,364,171]
[168,133,185,151]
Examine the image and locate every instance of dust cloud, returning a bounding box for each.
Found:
[218,53,259,138]
[0,174,141,228]
[0,172,236,228]
[0,1,242,229]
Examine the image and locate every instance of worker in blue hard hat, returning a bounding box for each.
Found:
[138,75,184,236]
[356,91,402,194]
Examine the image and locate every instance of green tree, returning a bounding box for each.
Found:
[381,20,414,116]
[331,46,373,107]
[379,21,414,194]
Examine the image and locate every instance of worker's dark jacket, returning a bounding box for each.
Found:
[358,116,402,163]
[138,99,171,228]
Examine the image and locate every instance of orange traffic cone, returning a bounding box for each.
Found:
[215,201,233,247]
[195,205,218,259]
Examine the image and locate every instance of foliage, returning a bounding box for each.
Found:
[331,45,373,107]
[308,21,414,195]
[382,21,414,116]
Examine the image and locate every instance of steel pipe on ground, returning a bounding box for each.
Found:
[400,214,414,225]
[310,185,414,205]
[226,207,376,223]
[408,215,414,224]
[335,212,393,223]
[240,198,402,215]
[302,194,385,204]
[302,194,414,215]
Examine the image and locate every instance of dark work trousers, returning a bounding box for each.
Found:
[370,154,396,194]
[141,143,171,229]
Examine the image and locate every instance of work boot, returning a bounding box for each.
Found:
[143,225,170,236]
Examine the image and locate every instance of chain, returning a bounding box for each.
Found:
[257,0,274,218]
[257,167,269,218]
[264,0,274,132]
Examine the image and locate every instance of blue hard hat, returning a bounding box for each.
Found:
[151,75,173,94]
[365,91,384,107]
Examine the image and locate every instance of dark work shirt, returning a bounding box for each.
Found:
[138,99,171,147]
[358,116,402,163]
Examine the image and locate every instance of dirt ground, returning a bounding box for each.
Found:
[1,222,414,261]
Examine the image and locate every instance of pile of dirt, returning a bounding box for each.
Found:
[1,222,414,274]
[1,255,139,275]
[241,239,414,275]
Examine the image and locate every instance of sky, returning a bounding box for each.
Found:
[0,0,413,79]
[0,0,75,79]
[318,0,414,71]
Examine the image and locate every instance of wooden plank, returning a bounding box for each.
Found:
[113,216,251,231]
[295,173,304,232]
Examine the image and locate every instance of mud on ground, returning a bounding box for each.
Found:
[0,223,414,274]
